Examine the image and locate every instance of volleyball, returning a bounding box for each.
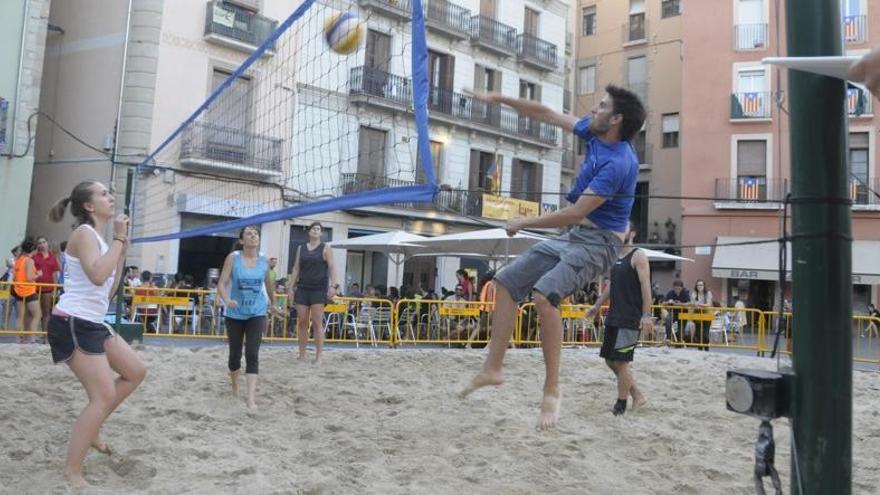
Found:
[323,11,365,55]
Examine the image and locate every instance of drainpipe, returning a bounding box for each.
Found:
[109,0,134,186]
[3,0,31,158]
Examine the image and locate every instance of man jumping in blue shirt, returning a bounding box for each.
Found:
[461,85,646,431]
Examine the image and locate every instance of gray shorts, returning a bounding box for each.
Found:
[494,226,621,305]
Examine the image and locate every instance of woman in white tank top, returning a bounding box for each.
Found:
[47,181,146,489]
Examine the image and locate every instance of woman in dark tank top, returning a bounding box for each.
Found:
[287,222,337,363]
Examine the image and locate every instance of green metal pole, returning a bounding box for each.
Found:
[114,167,134,332]
[784,0,852,493]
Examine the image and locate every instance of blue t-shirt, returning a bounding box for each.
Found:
[225,251,269,320]
[565,116,639,232]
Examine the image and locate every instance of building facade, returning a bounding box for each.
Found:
[571,0,684,289]
[681,0,880,310]
[1,0,51,257]
[28,0,571,294]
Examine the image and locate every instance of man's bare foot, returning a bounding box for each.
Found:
[536,391,561,431]
[297,354,307,362]
[91,439,112,455]
[459,370,503,398]
[247,400,257,410]
[64,471,90,489]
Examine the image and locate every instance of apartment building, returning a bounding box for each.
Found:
[571,0,683,288]
[1,0,51,256]
[28,0,571,293]
[681,0,880,310]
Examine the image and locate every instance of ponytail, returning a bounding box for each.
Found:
[48,197,71,223]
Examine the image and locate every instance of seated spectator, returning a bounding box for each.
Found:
[663,280,690,343]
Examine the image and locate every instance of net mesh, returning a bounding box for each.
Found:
[132,0,435,243]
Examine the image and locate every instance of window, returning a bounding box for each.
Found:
[417,140,443,184]
[736,140,767,200]
[582,6,596,36]
[733,68,769,118]
[577,66,596,95]
[205,69,251,156]
[512,159,543,203]
[524,7,539,36]
[735,0,767,50]
[662,113,679,148]
[357,127,387,185]
[626,56,647,103]
[842,0,866,42]
[627,0,646,42]
[849,132,869,204]
[428,50,455,112]
[661,0,681,18]
[633,129,647,164]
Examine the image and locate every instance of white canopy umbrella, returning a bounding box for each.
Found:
[412,228,545,259]
[640,247,694,263]
[329,231,431,285]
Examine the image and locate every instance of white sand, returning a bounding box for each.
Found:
[0,344,877,494]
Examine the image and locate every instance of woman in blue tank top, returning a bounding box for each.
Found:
[217,225,278,409]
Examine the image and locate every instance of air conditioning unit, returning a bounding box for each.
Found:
[223,0,260,12]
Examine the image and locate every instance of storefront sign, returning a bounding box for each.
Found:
[481,194,540,220]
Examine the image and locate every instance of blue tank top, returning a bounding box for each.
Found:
[225,251,268,320]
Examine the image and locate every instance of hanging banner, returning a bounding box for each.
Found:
[481,194,540,220]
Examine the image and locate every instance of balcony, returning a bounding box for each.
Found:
[623,16,647,44]
[358,0,412,22]
[349,66,559,147]
[179,121,282,178]
[714,177,788,209]
[734,23,768,50]
[843,15,867,43]
[848,87,873,116]
[517,33,558,71]
[204,1,278,54]
[339,173,482,216]
[470,15,518,57]
[730,92,772,120]
[424,0,471,39]
[850,178,880,209]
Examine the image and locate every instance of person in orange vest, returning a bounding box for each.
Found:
[13,238,41,343]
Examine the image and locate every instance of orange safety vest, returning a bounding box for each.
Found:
[13,256,36,298]
[479,281,495,312]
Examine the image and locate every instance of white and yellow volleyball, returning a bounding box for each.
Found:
[323,11,365,55]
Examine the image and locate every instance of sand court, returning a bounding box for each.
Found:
[1,345,877,494]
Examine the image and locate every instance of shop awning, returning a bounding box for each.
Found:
[712,237,880,285]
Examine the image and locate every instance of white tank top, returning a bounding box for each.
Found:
[55,225,116,323]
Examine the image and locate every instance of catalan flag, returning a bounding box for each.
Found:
[742,92,762,117]
[843,16,859,41]
[739,177,760,201]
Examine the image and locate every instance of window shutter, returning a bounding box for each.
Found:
[736,140,767,176]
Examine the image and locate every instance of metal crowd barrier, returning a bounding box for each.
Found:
[1,285,878,368]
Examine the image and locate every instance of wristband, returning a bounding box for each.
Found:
[113,235,127,244]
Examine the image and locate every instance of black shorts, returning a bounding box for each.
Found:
[12,292,38,303]
[47,314,115,364]
[600,325,639,362]
[294,287,327,306]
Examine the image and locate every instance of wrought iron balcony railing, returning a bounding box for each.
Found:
[349,66,558,145]
[179,121,282,175]
[517,33,558,70]
[734,23,768,50]
[715,177,788,204]
[204,0,278,52]
[357,0,412,21]
[424,0,471,38]
[847,87,873,116]
[843,15,867,43]
[730,91,772,119]
[470,15,518,56]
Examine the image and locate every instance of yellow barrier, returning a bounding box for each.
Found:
[394,298,489,347]
[0,283,876,368]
